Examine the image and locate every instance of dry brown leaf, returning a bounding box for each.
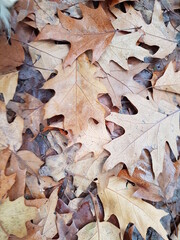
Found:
[0,196,37,238]
[99,60,149,108]
[98,176,168,240]
[104,94,180,178]
[0,171,16,201]
[98,32,150,73]
[155,62,180,94]
[28,41,69,80]
[112,0,177,58]
[0,148,11,171]
[42,153,67,181]
[17,150,43,175]
[0,72,18,104]
[36,4,114,67]
[6,153,26,200]
[26,175,57,199]
[77,221,120,240]
[0,101,24,152]
[68,119,111,161]
[0,35,24,74]
[7,93,45,135]
[43,54,107,135]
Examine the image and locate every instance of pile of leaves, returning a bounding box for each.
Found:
[0,0,180,239]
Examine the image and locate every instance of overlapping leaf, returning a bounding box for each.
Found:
[104,94,180,178]
[43,54,107,135]
[98,177,168,239]
[36,4,115,67]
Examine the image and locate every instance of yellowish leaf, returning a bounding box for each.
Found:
[0,197,37,238]
[0,72,18,104]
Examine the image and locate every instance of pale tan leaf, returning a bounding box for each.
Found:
[104,94,180,178]
[0,72,18,104]
[98,32,150,73]
[77,221,120,240]
[69,119,111,161]
[99,60,149,108]
[155,62,180,94]
[0,101,24,152]
[29,41,69,80]
[42,188,58,238]
[98,177,168,240]
[112,0,177,58]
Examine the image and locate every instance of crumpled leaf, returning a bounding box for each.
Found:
[155,61,180,94]
[98,32,150,73]
[98,177,168,240]
[0,101,24,152]
[112,0,177,58]
[43,54,107,135]
[0,196,37,238]
[104,94,180,178]
[0,72,18,104]
[77,221,120,240]
[36,4,114,67]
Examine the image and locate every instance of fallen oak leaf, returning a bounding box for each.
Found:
[28,41,69,80]
[7,93,46,136]
[98,32,151,73]
[77,221,120,240]
[0,101,24,152]
[0,35,24,74]
[68,119,111,161]
[99,60,149,108]
[112,0,177,59]
[98,177,168,240]
[36,4,114,67]
[155,61,180,94]
[104,94,180,178]
[0,171,16,201]
[0,196,37,238]
[43,54,107,135]
[0,72,18,104]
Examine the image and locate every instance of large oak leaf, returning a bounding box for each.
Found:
[36,4,114,67]
[43,54,107,135]
[98,177,168,240]
[104,94,180,178]
[112,0,177,58]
